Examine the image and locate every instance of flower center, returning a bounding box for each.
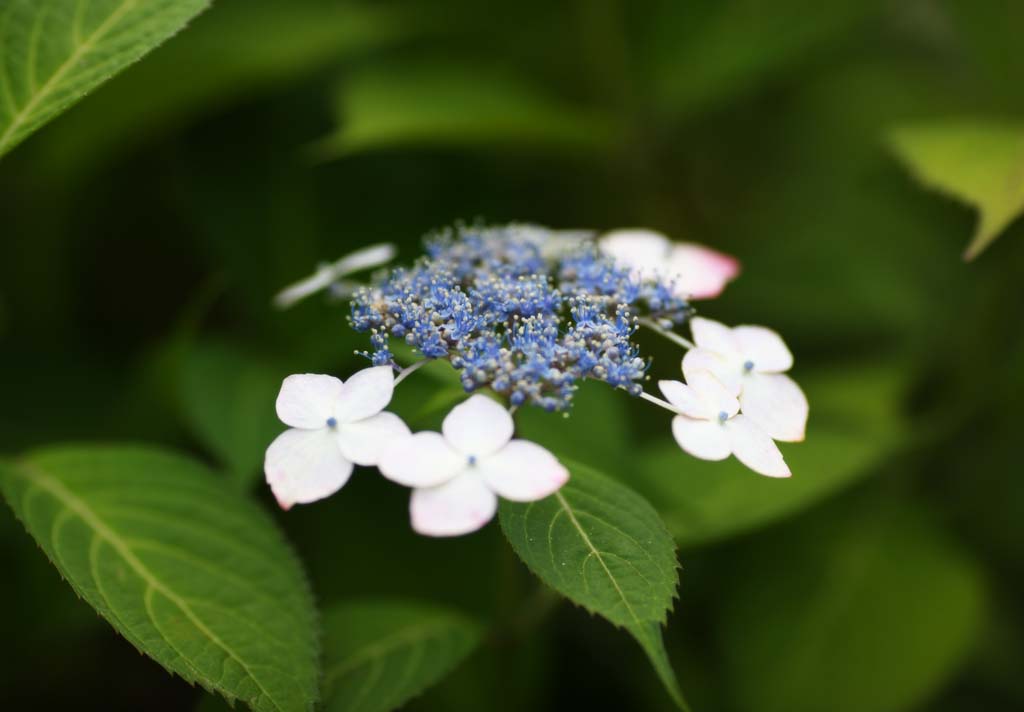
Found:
[326,417,338,429]
[717,411,729,424]
[743,360,755,373]
[467,455,478,466]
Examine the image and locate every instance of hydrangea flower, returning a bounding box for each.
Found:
[264,366,409,509]
[378,395,569,536]
[658,371,790,477]
[598,228,740,300]
[682,317,808,442]
[273,243,397,309]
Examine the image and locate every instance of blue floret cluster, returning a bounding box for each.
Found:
[349,223,690,411]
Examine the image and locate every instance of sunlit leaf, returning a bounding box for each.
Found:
[0,0,209,157]
[315,61,617,159]
[0,445,319,712]
[889,119,1024,259]
[321,599,482,712]
[718,492,986,712]
[179,340,284,490]
[499,459,687,709]
[630,364,907,546]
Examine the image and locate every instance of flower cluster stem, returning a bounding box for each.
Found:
[394,360,427,386]
[639,391,678,413]
[639,316,695,350]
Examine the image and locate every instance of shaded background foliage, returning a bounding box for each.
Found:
[2,0,1022,710]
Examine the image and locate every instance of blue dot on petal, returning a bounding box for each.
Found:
[326,417,338,428]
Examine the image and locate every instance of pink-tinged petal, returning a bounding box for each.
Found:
[476,440,569,502]
[733,325,793,373]
[739,373,808,443]
[686,370,740,419]
[410,473,498,537]
[264,428,353,509]
[682,348,741,395]
[671,416,731,461]
[658,380,707,418]
[725,414,791,478]
[666,243,741,300]
[276,374,344,429]
[689,317,742,361]
[335,411,411,467]
[334,366,395,423]
[598,229,671,276]
[377,431,465,488]
[442,394,514,457]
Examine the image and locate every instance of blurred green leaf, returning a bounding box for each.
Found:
[321,599,482,712]
[0,0,209,157]
[316,60,618,158]
[718,492,986,712]
[630,364,907,547]
[0,444,319,712]
[179,339,284,490]
[33,0,413,174]
[499,459,686,709]
[889,119,1024,259]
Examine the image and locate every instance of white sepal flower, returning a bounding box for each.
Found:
[273,243,397,309]
[598,228,740,300]
[264,366,409,510]
[659,372,791,478]
[682,317,808,443]
[378,394,569,537]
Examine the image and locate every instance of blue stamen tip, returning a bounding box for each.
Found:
[743,360,755,372]
[326,417,338,428]
[717,411,729,423]
[467,455,477,466]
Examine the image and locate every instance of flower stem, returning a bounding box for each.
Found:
[394,360,427,386]
[639,390,678,413]
[638,316,695,350]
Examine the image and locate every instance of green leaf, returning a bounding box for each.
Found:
[321,599,482,712]
[315,60,617,159]
[0,445,319,712]
[630,364,908,546]
[179,340,283,490]
[499,459,687,709]
[888,119,1024,259]
[0,0,209,157]
[718,492,986,712]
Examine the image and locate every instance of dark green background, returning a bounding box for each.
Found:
[2,1,1022,710]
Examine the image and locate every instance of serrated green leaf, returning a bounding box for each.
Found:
[0,445,319,712]
[719,492,986,712]
[321,599,482,712]
[315,60,617,159]
[498,460,687,709]
[0,0,209,157]
[179,340,284,490]
[630,364,908,546]
[888,119,1024,259]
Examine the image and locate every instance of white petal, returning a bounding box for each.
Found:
[739,373,808,443]
[334,366,395,423]
[276,374,344,429]
[410,472,498,537]
[733,325,793,373]
[725,414,791,478]
[377,431,466,488]
[658,380,707,419]
[335,411,411,467]
[598,228,671,276]
[665,243,741,300]
[476,440,569,502]
[682,348,742,395]
[333,243,397,275]
[686,370,740,419]
[671,416,731,461]
[442,394,514,457]
[689,317,742,360]
[264,428,353,509]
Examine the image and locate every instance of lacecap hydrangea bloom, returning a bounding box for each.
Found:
[265,223,808,536]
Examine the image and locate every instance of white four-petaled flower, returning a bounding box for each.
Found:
[659,371,791,478]
[683,317,808,442]
[378,394,569,537]
[598,228,740,300]
[264,366,409,510]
